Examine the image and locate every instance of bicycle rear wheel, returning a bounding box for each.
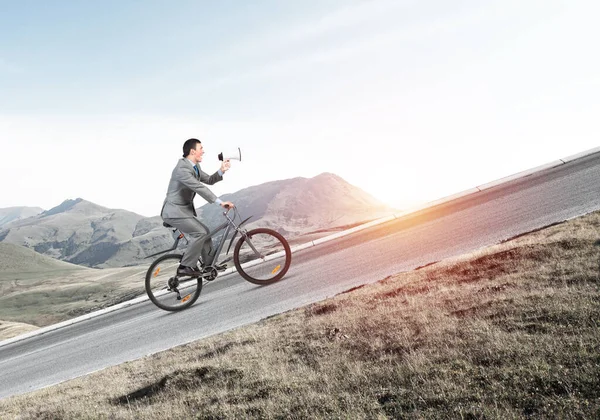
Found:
[233,228,291,285]
[145,253,202,311]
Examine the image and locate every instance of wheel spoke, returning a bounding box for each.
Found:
[234,229,291,285]
[145,254,202,311]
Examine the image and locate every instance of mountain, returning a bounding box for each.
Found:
[0,173,394,268]
[196,172,393,234]
[0,198,174,269]
[0,206,44,228]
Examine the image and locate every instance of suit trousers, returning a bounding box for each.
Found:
[163,217,213,267]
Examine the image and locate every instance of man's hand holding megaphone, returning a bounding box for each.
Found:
[220,159,231,173]
[219,147,239,174]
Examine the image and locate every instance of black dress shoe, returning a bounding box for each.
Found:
[177,265,202,277]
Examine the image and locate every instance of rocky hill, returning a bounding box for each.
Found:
[0,199,173,268]
[197,172,393,234]
[0,173,394,268]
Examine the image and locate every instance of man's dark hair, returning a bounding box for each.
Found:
[183,138,201,157]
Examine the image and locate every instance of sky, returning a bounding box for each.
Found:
[1,0,599,217]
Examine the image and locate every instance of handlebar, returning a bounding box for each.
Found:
[222,204,236,217]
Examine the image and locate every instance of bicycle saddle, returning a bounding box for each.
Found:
[163,222,173,228]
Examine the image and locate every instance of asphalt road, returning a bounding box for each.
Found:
[1,152,600,400]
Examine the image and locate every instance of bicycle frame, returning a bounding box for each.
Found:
[146,208,254,266]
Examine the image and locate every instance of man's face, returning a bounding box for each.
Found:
[191,143,204,163]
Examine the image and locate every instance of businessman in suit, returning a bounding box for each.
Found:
[161,138,234,277]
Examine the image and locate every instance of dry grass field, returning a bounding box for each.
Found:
[1,210,599,419]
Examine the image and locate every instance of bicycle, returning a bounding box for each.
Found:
[144,206,292,311]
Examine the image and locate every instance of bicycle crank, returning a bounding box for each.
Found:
[202,267,218,281]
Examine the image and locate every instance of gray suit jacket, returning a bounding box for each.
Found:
[161,158,223,219]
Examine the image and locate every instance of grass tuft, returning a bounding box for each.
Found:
[305,302,338,317]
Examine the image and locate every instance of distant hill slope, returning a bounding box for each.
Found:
[0,243,85,272]
[0,206,43,228]
[197,172,394,234]
[0,173,394,268]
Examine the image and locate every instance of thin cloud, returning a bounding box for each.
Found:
[169,4,495,95]
[131,0,414,92]
[211,0,416,62]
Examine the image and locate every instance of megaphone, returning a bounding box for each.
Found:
[218,147,242,162]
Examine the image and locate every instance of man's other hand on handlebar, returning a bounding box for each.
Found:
[221,201,235,209]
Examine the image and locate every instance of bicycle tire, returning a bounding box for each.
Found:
[233,228,291,285]
[145,253,203,311]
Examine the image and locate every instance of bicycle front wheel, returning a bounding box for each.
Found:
[145,253,202,311]
[233,228,291,285]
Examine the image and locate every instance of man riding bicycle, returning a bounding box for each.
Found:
[160,138,234,277]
